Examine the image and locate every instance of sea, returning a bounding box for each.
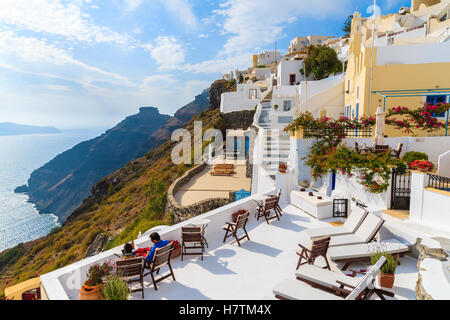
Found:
[0,130,103,252]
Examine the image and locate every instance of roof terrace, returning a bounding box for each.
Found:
[40,192,438,300]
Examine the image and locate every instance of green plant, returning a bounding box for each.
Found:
[85,262,113,286]
[300,45,343,80]
[370,252,398,274]
[274,104,279,110]
[342,15,353,36]
[102,274,131,300]
[402,151,429,166]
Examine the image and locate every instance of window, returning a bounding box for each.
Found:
[249,89,257,99]
[283,100,292,111]
[426,95,447,117]
[289,74,296,85]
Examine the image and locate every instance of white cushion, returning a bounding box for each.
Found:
[307,226,351,239]
[354,213,383,242]
[273,279,343,300]
[295,264,361,289]
[328,239,409,261]
[345,207,368,232]
[329,234,364,247]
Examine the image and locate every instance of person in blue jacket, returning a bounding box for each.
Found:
[145,232,170,263]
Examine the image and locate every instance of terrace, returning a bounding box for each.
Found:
[40,192,445,300]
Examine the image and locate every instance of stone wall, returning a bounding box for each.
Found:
[223,110,256,130]
[414,238,449,300]
[166,162,233,223]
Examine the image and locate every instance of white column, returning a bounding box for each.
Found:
[409,171,427,224]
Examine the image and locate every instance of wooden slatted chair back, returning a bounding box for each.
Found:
[152,243,174,270]
[235,211,249,229]
[264,197,278,211]
[310,236,331,260]
[182,227,202,243]
[116,257,143,278]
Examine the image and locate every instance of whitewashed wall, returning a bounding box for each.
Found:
[377,41,450,65]
[409,171,450,233]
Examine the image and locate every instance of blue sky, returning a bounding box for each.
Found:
[0,0,410,129]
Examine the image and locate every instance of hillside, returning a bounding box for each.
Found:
[0,79,235,295]
[0,123,61,136]
[16,89,210,222]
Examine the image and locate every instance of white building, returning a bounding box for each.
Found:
[255,51,282,66]
[277,59,304,86]
[220,82,262,113]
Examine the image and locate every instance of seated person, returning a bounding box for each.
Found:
[121,243,136,259]
[145,232,170,264]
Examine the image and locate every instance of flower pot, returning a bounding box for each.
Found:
[308,192,314,197]
[317,196,323,200]
[172,247,182,259]
[300,188,306,192]
[78,282,104,300]
[378,273,395,289]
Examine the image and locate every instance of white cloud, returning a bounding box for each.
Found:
[0,30,134,90]
[198,34,209,38]
[146,36,185,70]
[0,0,133,47]
[163,0,198,29]
[42,84,71,91]
[124,0,143,12]
[185,0,353,74]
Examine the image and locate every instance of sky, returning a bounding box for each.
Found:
[0,0,411,129]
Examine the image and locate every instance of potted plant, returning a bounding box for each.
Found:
[409,160,434,172]
[78,261,113,300]
[370,251,398,289]
[278,162,288,173]
[274,104,279,111]
[102,274,131,300]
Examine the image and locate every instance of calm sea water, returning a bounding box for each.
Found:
[0,130,102,252]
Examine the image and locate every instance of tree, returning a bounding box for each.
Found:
[342,15,353,36]
[300,45,343,80]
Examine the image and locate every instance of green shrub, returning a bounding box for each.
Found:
[274,104,279,110]
[102,274,131,300]
[0,243,25,269]
[402,151,428,165]
[370,252,398,274]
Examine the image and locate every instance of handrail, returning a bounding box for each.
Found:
[428,173,450,191]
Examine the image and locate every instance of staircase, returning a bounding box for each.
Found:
[262,129,291,180]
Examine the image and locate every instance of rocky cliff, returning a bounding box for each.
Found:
[18,89,210,222]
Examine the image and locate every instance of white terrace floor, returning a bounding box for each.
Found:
[174,165,251,206]
[130,204,418,300]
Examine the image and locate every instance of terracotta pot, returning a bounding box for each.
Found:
[378,273,395,289]
[300,188,306,192]
[317,196,323,200]
[78,282,104,300]
[172,247,182,259]
[308,192,314,197]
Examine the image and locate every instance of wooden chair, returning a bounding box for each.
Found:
[269,189,283,217]
[296,236,331,271]
[371,145,390,155]
[181,226,205,261]
[222,211,250,246]
[144,243,176,291]
[391,143,403,159]
[116,257,145,298]
[354,142,361,154]
[256,196,280,224]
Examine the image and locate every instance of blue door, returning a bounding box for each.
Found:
[426,95,447,117]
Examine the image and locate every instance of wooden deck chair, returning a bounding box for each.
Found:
[274,256,390,300]
[269,189,283,217]
[256,196,280,224]
[116,257,145,298]
[391,143,403,159]
[181,226,205,261]
[296,236,331,270]
[222,211,250,246]
[144,243,176,291]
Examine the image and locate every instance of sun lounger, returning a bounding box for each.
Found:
[299,213,384,250]
[273,256,389,300]
[328,238,410,270]
[327,213,384,247]
[306,206,368,239]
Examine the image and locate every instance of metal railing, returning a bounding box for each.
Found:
[304,127,373,139]
[428,174,450,191]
